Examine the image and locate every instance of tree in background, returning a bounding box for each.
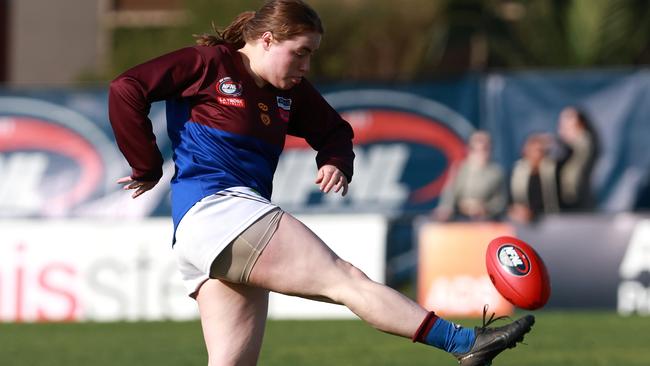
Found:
[106,0,650,82]
[309,0,448,80]
[108,0,447,81]
[481,0,650,68]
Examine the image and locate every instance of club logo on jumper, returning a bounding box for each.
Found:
[216,77,243,97]
[497,245,531,276]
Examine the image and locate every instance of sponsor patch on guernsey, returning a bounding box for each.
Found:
[217,97,246,108]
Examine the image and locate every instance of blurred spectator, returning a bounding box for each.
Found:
[433,131,506,221]
[634,170,650,211]
[508,133,560,223]
[554,106,599,211]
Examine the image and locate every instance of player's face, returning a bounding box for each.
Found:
[263,32,321,90]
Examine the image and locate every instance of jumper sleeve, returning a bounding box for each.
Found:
[108,47,207,181]
[288,80,355,182]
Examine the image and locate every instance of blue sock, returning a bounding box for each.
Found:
[414,313,475,354]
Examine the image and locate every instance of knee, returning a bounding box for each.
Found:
[323,260,374,302]
[337,259,371,282]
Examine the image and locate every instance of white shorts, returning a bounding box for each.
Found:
[173,187,278,297]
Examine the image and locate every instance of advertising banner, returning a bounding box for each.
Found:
[278,87,476,214]
[3,70,650,216]
[0,91,176,219]
[417,222,514,317]
[0,215,386,322]
[618,220,650,315]
[417,215,650,315]
[0,81,478,218]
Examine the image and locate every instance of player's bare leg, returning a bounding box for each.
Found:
[196,279,269,366]
[248,212,426,337]
[248,212,534,365]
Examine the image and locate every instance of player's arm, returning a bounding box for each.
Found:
[108,47,206,197]
[288,80,355,196]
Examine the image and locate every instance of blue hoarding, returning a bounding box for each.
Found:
[1,69,649,218]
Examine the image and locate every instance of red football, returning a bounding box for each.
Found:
[485,236,551,310]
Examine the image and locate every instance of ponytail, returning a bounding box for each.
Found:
[194,11,255,48]
[194,1,323,49]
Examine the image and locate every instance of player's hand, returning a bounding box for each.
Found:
[117,176,158,198]
[315,164,348,197]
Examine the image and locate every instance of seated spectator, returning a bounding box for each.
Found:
[433,131,506,221]
[555,106,599,211]
[508,133,560,223]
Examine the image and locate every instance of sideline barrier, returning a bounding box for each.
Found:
[0,215,386,322]
[416,214,650,316]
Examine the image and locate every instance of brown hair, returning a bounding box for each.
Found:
[195,0,324,49]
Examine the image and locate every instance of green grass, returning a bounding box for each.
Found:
[1,311,649,365]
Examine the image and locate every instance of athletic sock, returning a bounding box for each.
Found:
[412,311,476,354]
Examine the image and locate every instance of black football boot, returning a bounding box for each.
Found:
[452,306,535,366]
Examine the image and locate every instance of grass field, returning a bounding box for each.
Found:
[1,311,649,365]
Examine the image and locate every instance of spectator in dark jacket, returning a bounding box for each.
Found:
[555,106,599,211]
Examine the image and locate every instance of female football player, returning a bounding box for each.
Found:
[108,1,534,365]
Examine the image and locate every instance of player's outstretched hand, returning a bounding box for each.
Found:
[315,164,348,197]
[117,176,158,198]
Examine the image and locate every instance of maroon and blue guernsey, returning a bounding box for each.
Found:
[108,44,354,231]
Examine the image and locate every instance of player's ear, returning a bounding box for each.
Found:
[261,31,274,50]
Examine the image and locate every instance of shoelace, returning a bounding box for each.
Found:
[481,304,530,347]
[481,304,510,329]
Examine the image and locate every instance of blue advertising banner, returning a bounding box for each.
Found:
[0,77,480,218]
[277,83,479,213]
[1,69,649,218]
[0,90,172,218]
